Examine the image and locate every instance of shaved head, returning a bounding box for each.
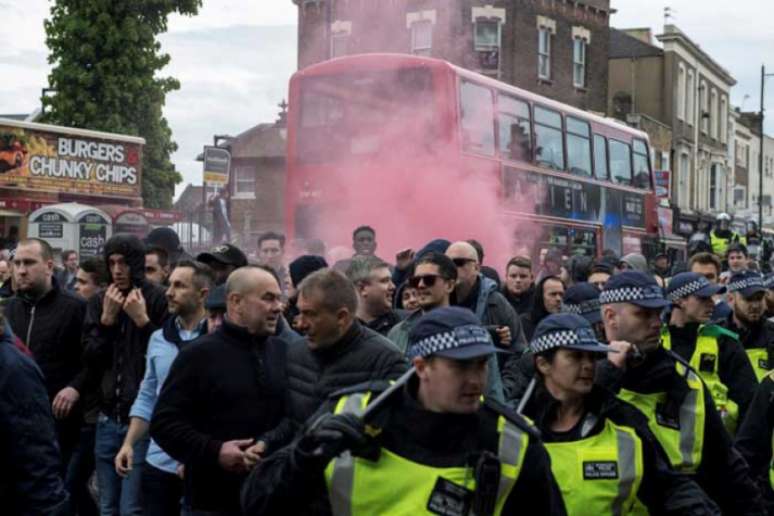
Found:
[446,241,479,263]
[225,266,282,336]
[226,266,276,298]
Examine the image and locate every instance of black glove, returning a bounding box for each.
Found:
[297,413,368,463]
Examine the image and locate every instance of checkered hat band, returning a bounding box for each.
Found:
[667,278,710,302]
[562,299,601,316]
[531,328,599,354]
[408,325,491,358]
[728,277,764,293]
[600,285,664,305]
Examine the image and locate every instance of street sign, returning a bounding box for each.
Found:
[203,146,231,187]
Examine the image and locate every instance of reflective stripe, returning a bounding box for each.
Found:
[612,428,637,516]
[678,370,700,467]
[327,393,370,516]
[496,418,527,510]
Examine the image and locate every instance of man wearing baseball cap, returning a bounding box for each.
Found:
[663,272,757,434]
[724,271,774,381]
[196,243,248,285]
[597,271,764,514]
[242,306,566,515]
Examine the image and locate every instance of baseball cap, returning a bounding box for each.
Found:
[407,306,499,360]
[666,272,725,302]
[727,271,766,298]
[600,271,669,309]
[561,283,602,324]
[204,284,226,311]
[196,244,248,268]
[530,313,614,355]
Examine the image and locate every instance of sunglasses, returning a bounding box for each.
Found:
[451,258,476,268]
[408,274,442,288]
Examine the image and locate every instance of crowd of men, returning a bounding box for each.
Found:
[4,222,774,515]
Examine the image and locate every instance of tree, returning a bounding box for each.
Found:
[43,0,202,208]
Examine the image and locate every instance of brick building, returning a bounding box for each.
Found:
[293,0,611,112]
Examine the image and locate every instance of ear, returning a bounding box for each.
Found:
[336,307,350,324]
[535,355,551,376]
[413,356,429,378]
[199,287,210,303]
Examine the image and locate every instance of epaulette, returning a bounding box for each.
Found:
[483,397,541,440]
[700,323,740,341]
[327,380,393,400]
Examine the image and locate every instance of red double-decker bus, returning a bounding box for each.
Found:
[286,54,658,259]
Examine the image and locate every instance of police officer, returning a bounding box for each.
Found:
[522,313,720,515]
[710,213,745,257]
[735,371,774,513]
[725,271,774,381]
[241,307,566,516]
[663,272,757,434]
[596,271,765,514]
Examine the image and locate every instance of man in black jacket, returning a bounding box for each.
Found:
[520,275,565,341]
[0,317,69,516]
[241,307,566,516]
[82,234,169,515]
[150,265,287,516]
[260,269,407,454]
[735,372,774,512]
[502,255,535,315]
[346,255,404,335]
[6,238,87,469]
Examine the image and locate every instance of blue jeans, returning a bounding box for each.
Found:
[94,415,149,516]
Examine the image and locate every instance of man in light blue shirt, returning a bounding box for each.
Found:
[113,260,213,516]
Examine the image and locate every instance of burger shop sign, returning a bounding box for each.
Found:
[0,119,144,199]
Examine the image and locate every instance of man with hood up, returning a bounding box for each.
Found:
[83,234,169,515]
[519,275,565,341]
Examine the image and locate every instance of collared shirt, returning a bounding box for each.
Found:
[129,316,207,474]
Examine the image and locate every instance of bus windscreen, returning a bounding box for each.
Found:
[297,68,436,164]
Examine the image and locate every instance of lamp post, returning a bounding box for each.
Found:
[758,65,774,231]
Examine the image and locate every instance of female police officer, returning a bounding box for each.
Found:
[521,313,720,515]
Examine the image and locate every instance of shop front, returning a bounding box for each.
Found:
[27,203,112,257]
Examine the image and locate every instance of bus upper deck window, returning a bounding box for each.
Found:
[498,95,531,162]
[566,117,591,176]
[609,140,633,186]
[461,81,495,156]
[593,135,608,180]
[534,106,564,171]
[632,139,651,189]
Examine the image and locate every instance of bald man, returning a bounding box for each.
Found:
[151,265,288,515]
[445,241,527,400]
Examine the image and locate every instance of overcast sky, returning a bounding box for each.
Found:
[1,0,772,200]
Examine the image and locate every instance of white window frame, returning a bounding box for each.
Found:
[686,70,695,125]
[676,64,686,121]
[573,37,586,88]
[700,80,709,134]
[410,20,433,56]
[232,165,256,199]
[538,27,552,80]
[710,89,718,139]
[720,95,728,144]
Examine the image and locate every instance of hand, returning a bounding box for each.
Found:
[298,413,367,462]
[176,464,185,479]
[52,387,80,419]
[495,326,511,347]
[607,340,633,370]
[123,288,149,328]
[395,248,415,270]
[218,439,254,474]
[101,285,125,326]
[243,440,267,470]
[114,443,134,478]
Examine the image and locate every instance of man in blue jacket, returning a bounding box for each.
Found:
[114,260,213,516]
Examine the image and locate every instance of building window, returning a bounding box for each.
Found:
[677,65,686,121]
[709,164,718,209]
[331,33,348,57]
[679,153,690,206]
[734,187,746,208]
[720,96,728,144]
[411,20,433,56]
[538,27,552,80]
[700,80,708,134]
[686,70,695,125]
[498,95,532,162]
[233,165,256,197]
[572,38,586,88]
[710,89,718,139]
[474,20,501,72]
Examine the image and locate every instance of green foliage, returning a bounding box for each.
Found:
[43,0,202,208]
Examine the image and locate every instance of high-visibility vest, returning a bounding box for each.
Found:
[547,418,647,516]
[324,392,530,516]
[710,231,745,256]
[661,325,739,434]
[618,363,706,473]
[746,347,770,382]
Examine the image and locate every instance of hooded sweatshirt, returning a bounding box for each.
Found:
[83,234,169,422]
[519,276,557,341]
